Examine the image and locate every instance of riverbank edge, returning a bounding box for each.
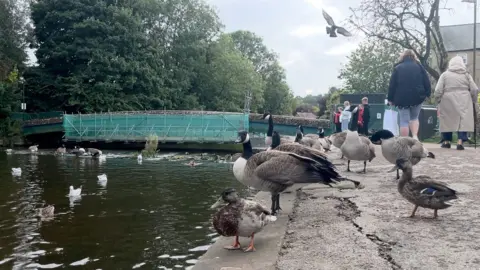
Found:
[192,190,297,270]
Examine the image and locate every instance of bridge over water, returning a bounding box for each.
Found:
[11,110,331,146]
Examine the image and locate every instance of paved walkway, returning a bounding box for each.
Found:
[195,143,480,270]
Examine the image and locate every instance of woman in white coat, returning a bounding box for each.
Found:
[434,56,478,150]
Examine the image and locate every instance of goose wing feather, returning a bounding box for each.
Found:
[246,150,338,193]
[322,9,335,26]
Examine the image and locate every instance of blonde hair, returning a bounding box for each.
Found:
[343,101,350,107]
[399,49,419,63]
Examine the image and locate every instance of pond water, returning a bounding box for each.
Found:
[0,150,247,269]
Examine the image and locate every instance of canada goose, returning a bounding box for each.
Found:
[317,128,331,152]
[233,131,350,215]
[231,153,242,162]
[211,188,277,252]
[329,131,368,159]
[28,145,39,153]
[262,112,274,147]
[340,130,375,173]
[268,131,362,190]
[396,158,458,218]
[37,205,55,218]
[68,185,82,197]
[298,125,319,139]
[370,129,435,179]
[295,127,324,152]
[55,145,66,156]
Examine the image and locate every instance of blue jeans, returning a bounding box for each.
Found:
[341,119,349,131]
[442,132,468,142]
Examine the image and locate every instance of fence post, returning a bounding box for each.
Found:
[94,112,96,140]
[202,108,204,140]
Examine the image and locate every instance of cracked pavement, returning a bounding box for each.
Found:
[276,143,480,270]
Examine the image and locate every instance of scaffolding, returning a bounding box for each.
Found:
[62,110,249,143]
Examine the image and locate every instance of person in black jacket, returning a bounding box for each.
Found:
[347,105,359,131]
[387,49,431,139]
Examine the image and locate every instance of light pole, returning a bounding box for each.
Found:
[463,0,478,148]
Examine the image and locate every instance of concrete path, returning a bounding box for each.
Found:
[194,143,480,270]
[277,143,480,270]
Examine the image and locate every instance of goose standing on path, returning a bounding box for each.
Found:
[233,131,354,215]
[396,158,458,218]
[317,128,331,152]
[295,127,324,152]
[268,131,363,191]
[341,130,376,173]
[211,188,277,252]
[370,129,435,179]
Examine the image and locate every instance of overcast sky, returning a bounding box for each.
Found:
[206,0,479,97]
[26,0,477,97]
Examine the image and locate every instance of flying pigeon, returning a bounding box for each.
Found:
[322,9,352,38]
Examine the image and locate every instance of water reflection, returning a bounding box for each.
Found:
[0,150,246,269]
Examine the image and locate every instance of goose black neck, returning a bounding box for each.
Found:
[267,116,273,136]
[242,141,253,159]
[271,132,281,149]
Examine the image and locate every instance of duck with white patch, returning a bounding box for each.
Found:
[317,128,331,152]
[370,129,435,179]
[396,158,458,218]
[211,188,277,252]
[233,131,355,215]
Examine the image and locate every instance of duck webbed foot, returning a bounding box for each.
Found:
[224,235,241,250]
[409,205,419,218]
[355,161,367,174]
[243,233,256,252]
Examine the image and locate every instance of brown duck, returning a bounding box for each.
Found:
[211,188,277,252]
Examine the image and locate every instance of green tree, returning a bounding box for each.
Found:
[196,35,264,112]
[0,0,31,79]
[227,30,293,115]
[28,0,166,112]
[339,38,403,94]
[349,0,447,80]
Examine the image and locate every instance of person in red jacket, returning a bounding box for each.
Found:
[357,104,365,134]
[334,107,343,133]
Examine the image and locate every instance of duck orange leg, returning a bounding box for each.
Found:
[224,235,241,250]
[243,233,256,252]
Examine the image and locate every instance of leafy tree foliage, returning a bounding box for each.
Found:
[227,30,293,115]
[22,0,293,115]
[339,38,403,94]
[349,0,447,80]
